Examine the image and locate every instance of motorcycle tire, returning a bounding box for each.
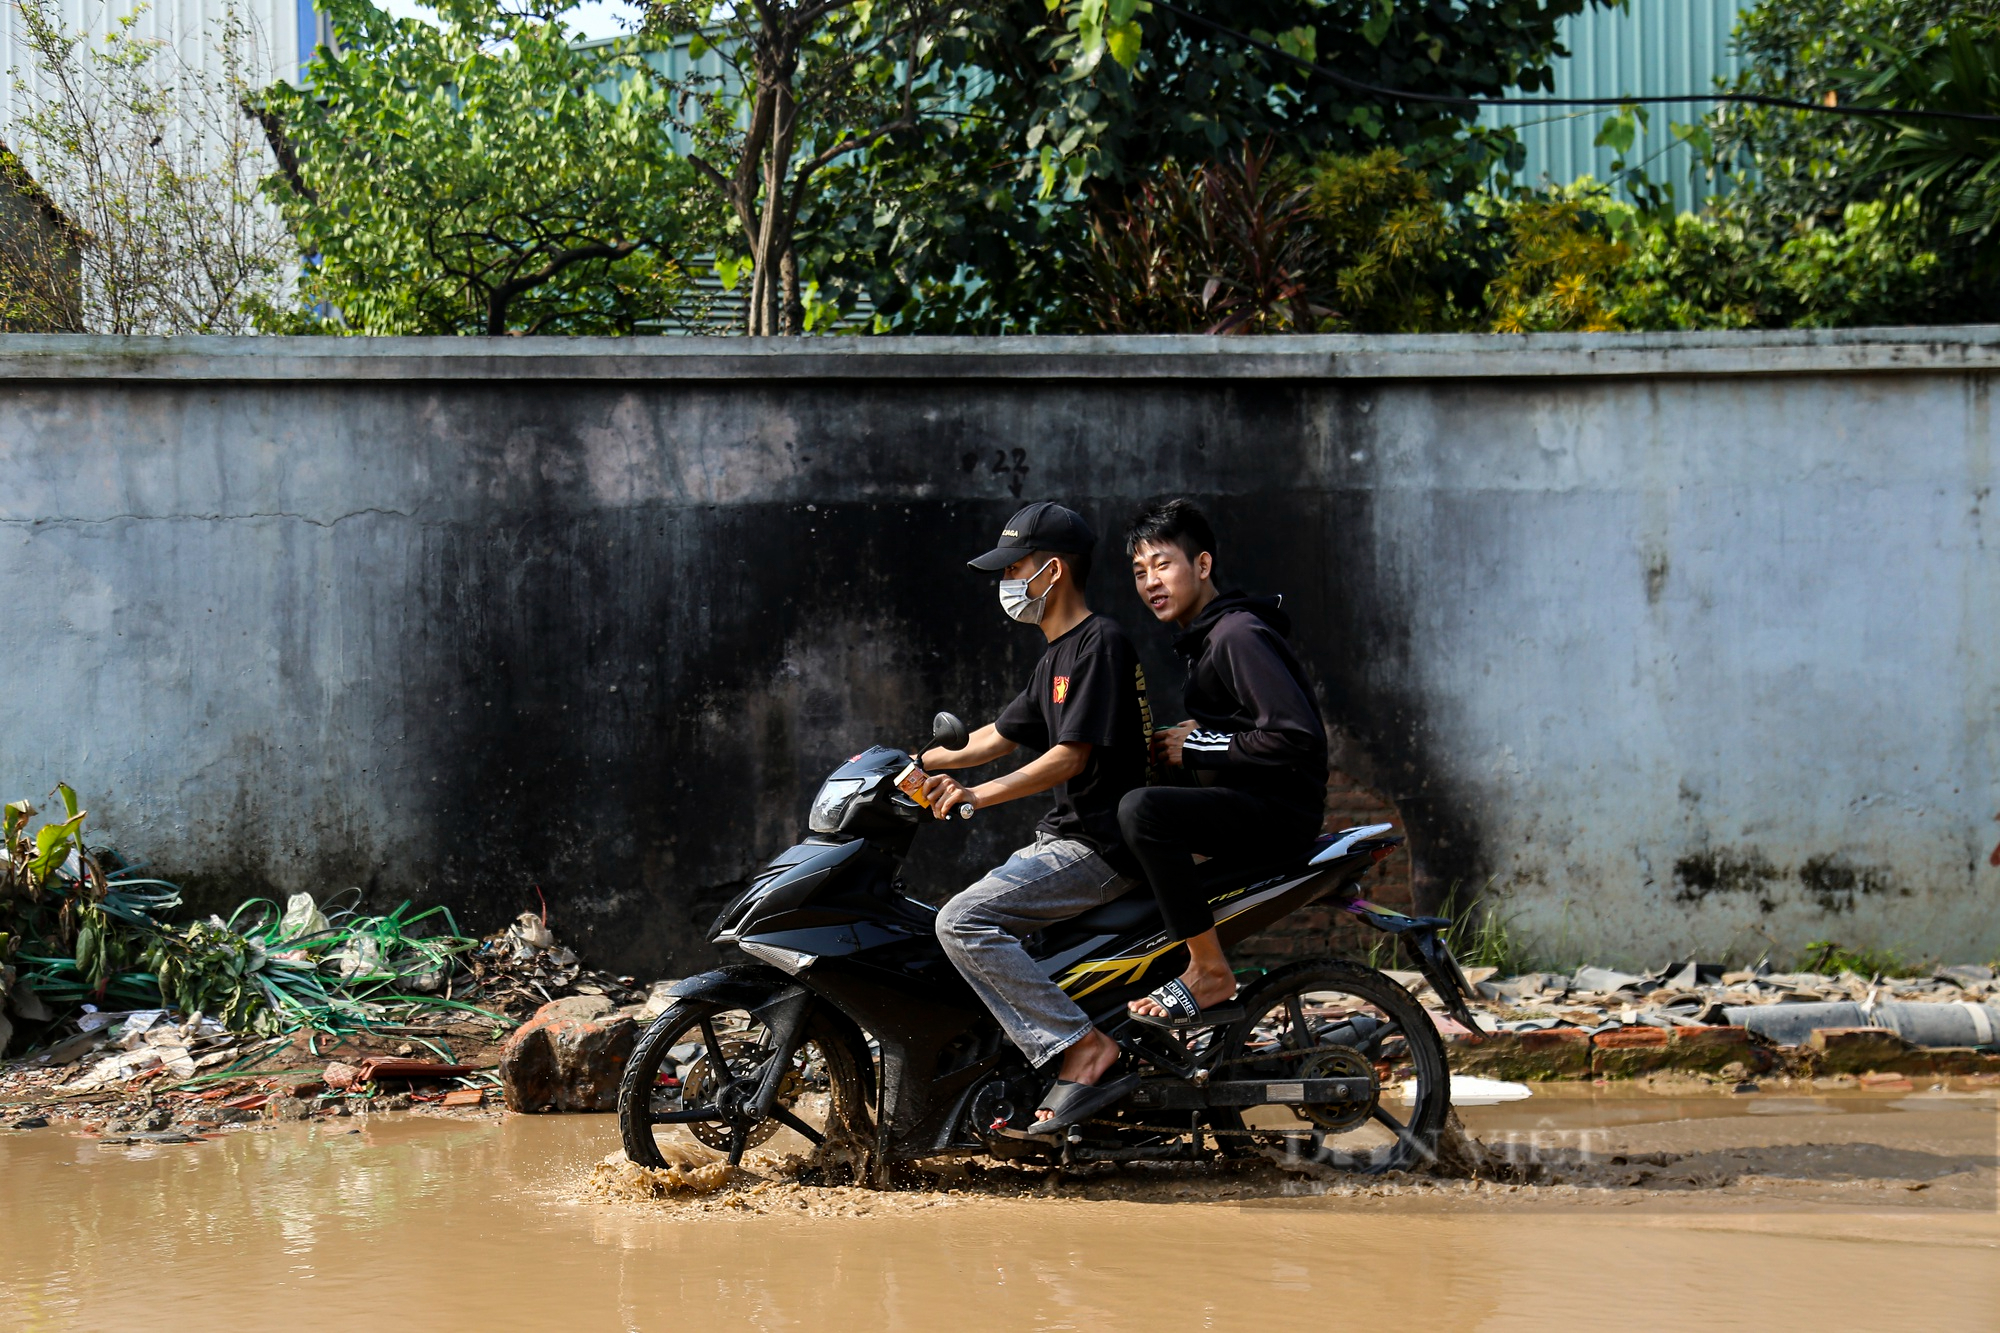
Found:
[618,998,872,1172]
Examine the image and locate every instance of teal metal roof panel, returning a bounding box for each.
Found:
[1480,0,1750,204]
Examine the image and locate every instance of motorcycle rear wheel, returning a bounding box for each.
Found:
[617,1000,871,1173]
[1211,959,1451,1174]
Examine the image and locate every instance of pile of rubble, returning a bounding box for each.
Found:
[1466,960,1997,1033]
[0,908,681,1132]
[1437,960,2000,1081]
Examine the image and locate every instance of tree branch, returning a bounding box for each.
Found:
[485,239,638,335]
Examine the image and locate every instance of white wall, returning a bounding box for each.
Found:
[0,0,311,134]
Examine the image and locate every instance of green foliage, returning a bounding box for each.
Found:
[2,782,494,1048]
[1801,938,1918,979]
[636,0,993,333]
[1608,200,1949,330]
[1484,194,1630,332]
[1443,902,1524,976]
[1713,0,1964,228]
[1861,23,2000,258]
[6,0,293,333]
[1307,149,1469,332]
[261,0,708,335]
[1696,0,1998,322]
[1077,142,1330,333]
[808,0,1602,332]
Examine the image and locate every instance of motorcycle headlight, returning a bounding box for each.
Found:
[808,777,870,833]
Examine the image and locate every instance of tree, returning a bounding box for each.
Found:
[1697,1,1998,324]
[634,0,991,335]
[1712,0,1964,231]
[5,0,295,334]
[798,0,1604,331]
[262,0,709,336]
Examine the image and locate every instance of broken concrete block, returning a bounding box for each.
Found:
[499,994,637,1113]
[1808,1026,1915,1075]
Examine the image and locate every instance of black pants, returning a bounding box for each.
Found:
[1117,785,1320,941]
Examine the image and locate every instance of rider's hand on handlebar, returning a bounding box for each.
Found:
[1152,720,1197,768]
[920,772,975,819]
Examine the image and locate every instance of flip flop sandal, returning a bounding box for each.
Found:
[1015,1073,1142,1136]
[1125,976,1245,1030]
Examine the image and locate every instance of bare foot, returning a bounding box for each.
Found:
[1033,1028,1120,1122]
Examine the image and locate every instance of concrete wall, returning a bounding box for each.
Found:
[1,328,1995,974]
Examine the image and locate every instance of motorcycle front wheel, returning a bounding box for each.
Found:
[617,999,872,1172]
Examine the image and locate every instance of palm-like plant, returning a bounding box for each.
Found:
[1861,25,2000,259]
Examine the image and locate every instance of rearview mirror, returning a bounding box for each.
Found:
[931,711,969,753]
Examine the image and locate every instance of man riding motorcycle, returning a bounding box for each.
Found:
[916,501,1154,1132]
[1119,499,1330,1028]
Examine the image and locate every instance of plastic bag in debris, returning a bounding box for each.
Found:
[507,912,556,960]
[397,961,444,993]
[67,1045,165,1089]
[279,893,331,947]
[115,1011,171,1047]
[332,935,384,981]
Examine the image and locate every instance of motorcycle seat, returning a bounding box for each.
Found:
[1065,846,1317,938]
[1066,885,1159,936]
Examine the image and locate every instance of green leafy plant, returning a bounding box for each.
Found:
[1307,148,1474,332]
[262,0,709,335]
[1078,141,1331,333]
[1801,938,1920,979]
[1860,23,2000,261]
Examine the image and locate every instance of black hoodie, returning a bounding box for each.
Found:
[1172,592,1329,815]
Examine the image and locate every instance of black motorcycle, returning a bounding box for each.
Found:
[618,713,1480,1186]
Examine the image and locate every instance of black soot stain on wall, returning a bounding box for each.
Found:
[166,377,1476,977]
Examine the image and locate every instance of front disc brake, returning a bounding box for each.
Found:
[675,1038,803,1151]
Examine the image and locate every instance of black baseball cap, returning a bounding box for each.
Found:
[966,501,1098,572]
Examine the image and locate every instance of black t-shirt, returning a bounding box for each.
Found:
[994,613,1151,875]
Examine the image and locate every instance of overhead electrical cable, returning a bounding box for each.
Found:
[1148,1,2000,126]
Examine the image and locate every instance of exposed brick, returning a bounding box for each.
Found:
[1448,1028,1592,1080]
[1662,1025,1762,1075]
[1593,1026,1669,1048]
[1236,765,1416,967]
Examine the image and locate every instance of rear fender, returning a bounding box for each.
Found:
[1344,903,1483,1040]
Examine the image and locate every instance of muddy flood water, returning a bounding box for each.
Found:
[4,1085,1997,1330]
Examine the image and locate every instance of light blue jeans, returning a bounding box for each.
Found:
[936,833,1136,1067]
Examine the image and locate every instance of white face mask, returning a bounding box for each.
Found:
[998,558,1057,624]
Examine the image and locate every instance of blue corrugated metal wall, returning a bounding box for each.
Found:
[1480,0,1750,203]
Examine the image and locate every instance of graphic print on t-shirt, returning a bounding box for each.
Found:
[1052,675,1070,703]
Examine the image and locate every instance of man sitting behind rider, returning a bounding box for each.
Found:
[1119,499,1329,1027]
[919,501,1151,1128]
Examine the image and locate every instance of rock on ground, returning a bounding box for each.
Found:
[499,995,637,1113]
